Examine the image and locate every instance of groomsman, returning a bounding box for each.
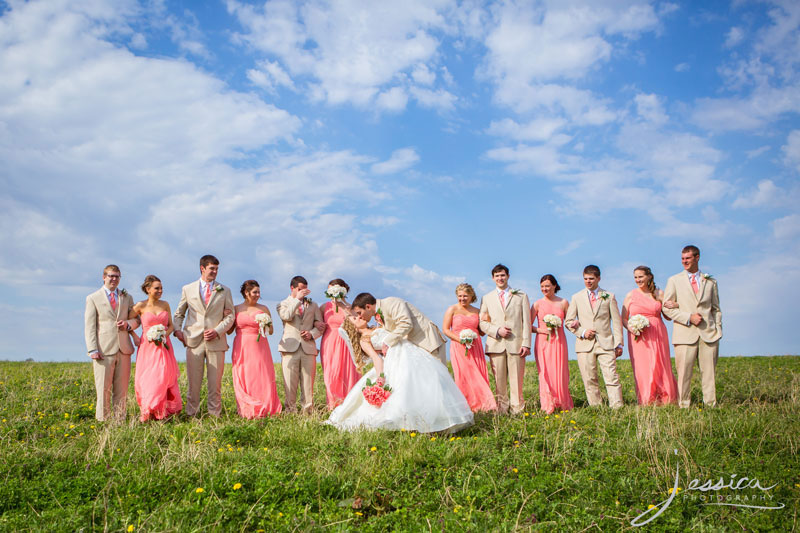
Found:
[84,264,138,422]
[173,255,235,417]
[478,264,531,414]
[351,293,447,364]
[565,265,624,408]
[662,245,722,408]
[277,276,325,413]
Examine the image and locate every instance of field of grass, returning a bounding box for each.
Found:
[0,356,798,532]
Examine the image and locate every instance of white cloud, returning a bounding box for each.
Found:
[731,179,800,208]
[634,93,668,124]
[772,214,800,240]
[486,117,567,142]
[783,129,800,172]
[247,60,296,92]
[371,147,421,175]
[674,62,689,72]
[724,26,745,48]
[556,239,584,256]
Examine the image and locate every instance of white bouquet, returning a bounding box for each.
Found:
[146,324,167,346]
[324,284,348,311]
[254,313,272,342]
[543,314,562,341]
[459,329,478,355]
[628,314,650,341]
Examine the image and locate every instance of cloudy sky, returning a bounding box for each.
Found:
[1,0,798,361]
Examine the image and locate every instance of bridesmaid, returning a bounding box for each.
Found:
[622,266,678,405]
[443,283,497,412]
[131,275,183,422]
[229,280,282,418]
[319,278,361,409]
[531,274,573,414]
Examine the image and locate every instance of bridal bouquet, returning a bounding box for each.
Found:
[628,314,650,341]
[362,374,392,407]
[543,314,562,341]
[324,284,348,312]
[254,313,272,342]
[459,329,478,355]
[146,324,167,346]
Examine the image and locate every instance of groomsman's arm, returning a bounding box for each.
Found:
[215,288,235,336]
[84,296,99,356]
[277,297,301,322]
[310,305,324,339]
[381,300,413,347]
[173,287,189,331]
[610,295,624,348]
[565,297,580,337]
[711,281,723,335]
[521,294,532,349]
[661,278,690,325]
[479,297,499,338]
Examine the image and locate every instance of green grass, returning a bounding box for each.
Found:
[0,356,798,532]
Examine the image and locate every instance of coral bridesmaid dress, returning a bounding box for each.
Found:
[627,290,678,405]
[319,302,361,409]
[449,313,497,412]
[134,311,183,422]
[231,312,282,418]
[533,299,574,413]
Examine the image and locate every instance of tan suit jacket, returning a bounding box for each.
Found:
[662,272,722,344]
[479,290,532,354]
[84,288,136,356]
[565,289,623,353]
[277,296,323,355]
[173,281,235,351]
[375,297,445,354]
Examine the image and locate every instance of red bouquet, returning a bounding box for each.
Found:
[362,374,392,407]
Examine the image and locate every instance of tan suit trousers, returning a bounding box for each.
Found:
[281,348,316,413]
[489,351,525,414]
[577,348,623,408]
[674,340,718,408]
[185,344,225,417]
[92,352,131,422]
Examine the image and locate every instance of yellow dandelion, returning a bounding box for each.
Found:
[90,425,95,429]
[524,412,529,417]
[430,436,437,441]
[64,413,69,418]
[410,432,417,437]
[294,471,300,476]
[456,437,461,440]
[195,440,201,444]
[545,415,549,420]
[116,448,121,451]
[218,448,224,452]
[648,504,656,510]
[512,468,518,473]
[355,511,363,516]
[449,437,455,441]
[233,483,242,490]
[127,526,134,532]
[370,446,377,451]
[569,438,574,441]
[195,487,204,493]
[554,414,560,418]
[278,512,284,517]
[570,420,576,424]
[263,447,268,451]
[69,424,75,429]
[615,500,620,506]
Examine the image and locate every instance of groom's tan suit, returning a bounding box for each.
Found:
[84,288,137,421]
[277,296,324,412]
[565,289,624,408]
[662,271,722,407]
[375,297,446,364]
[174,280,235,416]
[479,289,531,413]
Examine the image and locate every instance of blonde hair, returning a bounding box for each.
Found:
[455,283,477,303]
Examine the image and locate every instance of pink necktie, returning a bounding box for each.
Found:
[204,283,212,305]
[109,292,117,311]
[590,291,597,309]
[499,291,505,308]
[690,274,699,294]
[298,302,304,316]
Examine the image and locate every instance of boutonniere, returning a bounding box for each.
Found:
[376,308,385,325]
[304,296,313,304]
[214,285,224,293]
[120,288,128,297]
[510,288,521,295]
[598,290,610,301]
[702,273,714,281]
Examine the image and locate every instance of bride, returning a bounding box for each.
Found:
[325,317,474,433]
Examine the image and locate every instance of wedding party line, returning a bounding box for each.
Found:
[84,245,722,433]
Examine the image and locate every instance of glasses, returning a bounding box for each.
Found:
[105,274,121,279]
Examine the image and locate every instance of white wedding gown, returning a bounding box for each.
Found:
[326,329,474,433]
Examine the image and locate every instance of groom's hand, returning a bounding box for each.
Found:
[519,347,531,357]
[203,329,219,341]
[300,330,312,341]
[497,326,511,338]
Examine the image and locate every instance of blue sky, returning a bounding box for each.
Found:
[1,0,798,361]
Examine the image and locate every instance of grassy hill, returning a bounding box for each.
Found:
[0,356,798,531]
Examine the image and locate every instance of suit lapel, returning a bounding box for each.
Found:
[97,289,116,318]
[190,281,205,310]
[683,274,700,303]
[496,291,507,316]
[697,276,707,301]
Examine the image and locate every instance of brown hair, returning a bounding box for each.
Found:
[540,274,561,293]
[682,245,700,257]
[583,264,601,277]
[141,275,161,294]
[455,283,477,303]
[634,266,659,300]
[240,279,260,298]
[103,264,121,275]
[327,278,350,292]
[491,264,509,276]
[352,292,376,309]
[200,254,219,268]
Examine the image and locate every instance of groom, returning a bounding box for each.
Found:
[351,293,446,364]
[173,254,235,417]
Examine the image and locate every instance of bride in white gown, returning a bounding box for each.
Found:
[326,325,474,433]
